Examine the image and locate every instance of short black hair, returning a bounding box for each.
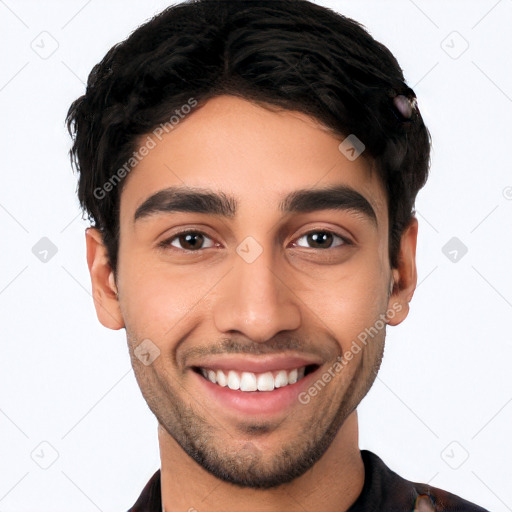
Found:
[66,0,431,274]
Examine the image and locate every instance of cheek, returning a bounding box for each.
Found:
[119,250,234,352]
[302,258,389,350]
[119,258,204,339]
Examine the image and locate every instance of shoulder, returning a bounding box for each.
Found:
[357,450,489,512]
[126,469,161,512]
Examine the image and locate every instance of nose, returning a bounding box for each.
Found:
[213,243,301,343]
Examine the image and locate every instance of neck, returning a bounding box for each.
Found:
[159,410,365,512]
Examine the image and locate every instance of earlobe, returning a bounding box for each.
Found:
[85,227,124,330]
[386,217,418,326]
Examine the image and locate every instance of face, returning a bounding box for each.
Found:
[87,95,417,489]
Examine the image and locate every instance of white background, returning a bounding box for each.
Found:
[1,0,511,511]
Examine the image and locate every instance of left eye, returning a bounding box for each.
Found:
[293,230,348,249]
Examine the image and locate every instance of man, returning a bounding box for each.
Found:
[66,0,489,510]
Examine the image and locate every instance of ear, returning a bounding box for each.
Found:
[386,216,418,326]
[85,227,125,330]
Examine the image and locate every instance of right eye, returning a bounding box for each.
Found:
[158,230,217,251]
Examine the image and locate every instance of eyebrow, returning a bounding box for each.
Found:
[133,185,377,226]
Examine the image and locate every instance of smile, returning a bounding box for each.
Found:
[194,365,318,392]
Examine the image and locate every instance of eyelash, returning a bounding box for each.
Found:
[157,229,352,252]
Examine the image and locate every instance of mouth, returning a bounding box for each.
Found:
[193,364,319,392]
[189,355,324,416]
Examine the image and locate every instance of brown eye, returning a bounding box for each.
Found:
[160,231,216,251]
[294,230,348,249]
[177,233,204,250]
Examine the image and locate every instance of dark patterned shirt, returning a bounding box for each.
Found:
[127,449,489,511]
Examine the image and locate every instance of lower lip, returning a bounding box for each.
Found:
[192,367,320,416]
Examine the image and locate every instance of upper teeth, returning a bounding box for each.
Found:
[200,367,307,392]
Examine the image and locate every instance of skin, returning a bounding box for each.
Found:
[86,95,418,512]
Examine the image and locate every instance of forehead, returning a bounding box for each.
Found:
[119,95,388,227]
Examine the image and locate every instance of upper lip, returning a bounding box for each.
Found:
[191,354,322,373]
